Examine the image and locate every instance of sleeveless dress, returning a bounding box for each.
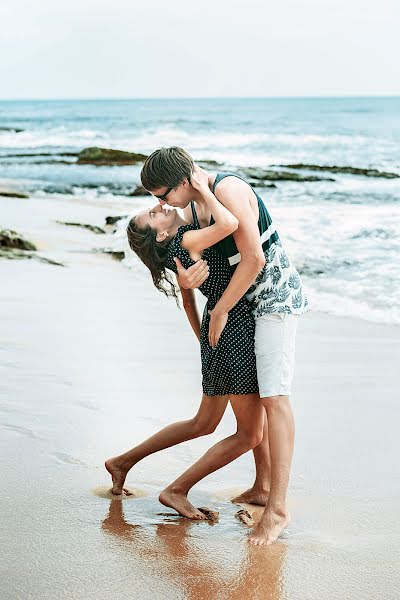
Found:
[165,203,259,397]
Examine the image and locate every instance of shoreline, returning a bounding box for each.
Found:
[1,191,399,599]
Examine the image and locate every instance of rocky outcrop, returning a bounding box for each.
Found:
[105,215,129,226]
[277,164,399,179]
[128,185,149,196]
[0,229,37,251]
[0,127,24,133]
[93,248,125,261]
[0,247,65,266]
[238,167,334,182]
[56,221,106,234]
[0,189,29,198]
[77,147,148,166]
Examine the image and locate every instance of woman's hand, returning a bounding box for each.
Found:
[190,164,209,191]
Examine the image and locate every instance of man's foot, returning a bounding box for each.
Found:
[232,486,270,506]
[159,487,207,520]
[105,458,132,496]
[248,508,290,546]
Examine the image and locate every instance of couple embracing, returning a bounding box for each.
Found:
[106,147,309,546]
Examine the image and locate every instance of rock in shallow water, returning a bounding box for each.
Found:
[77,147,148,166]
[277,163,400,178]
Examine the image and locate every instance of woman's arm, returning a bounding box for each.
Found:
[181,166,238,259]
[180,287,201,341]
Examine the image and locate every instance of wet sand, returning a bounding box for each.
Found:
[1,192,399,599]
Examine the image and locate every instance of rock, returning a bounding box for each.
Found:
[248,180,277,189]
[0,229,37,251]
[105,215,129,226]
[277,164,399,179]
[0,189,29,198]
[77,147,148,166]
[0,247,65,266]
[239,167,334,182]
[197,159,224,168]
[128,185,149,196]
[56,221,106,234]
[0,127,24,133]
[94,248,125,261]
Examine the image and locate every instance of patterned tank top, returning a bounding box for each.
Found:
[206,173,309,318]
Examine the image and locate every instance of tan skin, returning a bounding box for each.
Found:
[106,166,266,521]
[152,166,294,545]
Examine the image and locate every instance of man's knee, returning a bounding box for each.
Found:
[238,426,264,451]
[263,394,289,412]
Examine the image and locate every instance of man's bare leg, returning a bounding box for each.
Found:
[105,395,229,497]
[232,407,271,506]
[159,394,265,518]
[248,395,294,546]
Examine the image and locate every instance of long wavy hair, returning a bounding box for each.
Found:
[126,215,180,305]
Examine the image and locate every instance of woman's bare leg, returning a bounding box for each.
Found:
[232,407,271,506]
[159,393,265,518]
[105,395,229,496]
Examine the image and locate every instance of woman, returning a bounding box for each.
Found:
[106,166,266,520]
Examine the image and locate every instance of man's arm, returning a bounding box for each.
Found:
[208,178,265,347]
[180,287,201,341]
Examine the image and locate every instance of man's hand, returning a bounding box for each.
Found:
[174,257,209,289]
[208,307,228,348]
[190,164,209,191]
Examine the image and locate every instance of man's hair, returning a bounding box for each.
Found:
[140,147,194,191]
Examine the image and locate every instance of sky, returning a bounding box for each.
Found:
[0,0,399,99]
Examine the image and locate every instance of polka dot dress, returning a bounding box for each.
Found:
[166,224,259,397]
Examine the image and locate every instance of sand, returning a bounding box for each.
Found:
[1,191,399,599]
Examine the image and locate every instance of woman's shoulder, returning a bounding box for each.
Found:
[165,223,197,271]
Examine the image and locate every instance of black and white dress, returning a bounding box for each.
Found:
[165,205,259,397]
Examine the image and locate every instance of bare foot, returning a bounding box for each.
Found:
[159,487,207,520]
[235,509,254,527]
[105,458,132,496]
[232,487,270,506]
[248,509,290,546]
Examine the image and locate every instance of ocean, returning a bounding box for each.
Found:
[1,97,399,324]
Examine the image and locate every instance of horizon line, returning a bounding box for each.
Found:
[0,94,399,102]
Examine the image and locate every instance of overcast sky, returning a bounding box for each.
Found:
[1,0,399,99]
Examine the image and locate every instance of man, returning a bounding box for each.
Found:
[141,147,309,545]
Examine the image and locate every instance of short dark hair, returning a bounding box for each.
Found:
[140,147,194,191]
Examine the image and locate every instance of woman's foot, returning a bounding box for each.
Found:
[232,486,270,506]
[105,457,132,496]
[248,508,290,546]
[159,487,207,520]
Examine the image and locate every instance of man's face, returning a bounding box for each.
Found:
[151,179,193,209]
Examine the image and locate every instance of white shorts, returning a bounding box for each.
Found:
[254,313,298,398]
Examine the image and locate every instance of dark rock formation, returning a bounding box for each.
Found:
[105,215,129,226]
[239,167,334,182]
[0,127,24,133]
[93,248,125,261]
[77,147,148,166]
[128,185,149,196]
[0,229,37,251]
[56,221,106,234]
[0,247,65,266]
[0,189,29,199]
[277,164,399,179]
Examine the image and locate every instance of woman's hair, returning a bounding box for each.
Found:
[126,215,180,305]
[140,147,194,191]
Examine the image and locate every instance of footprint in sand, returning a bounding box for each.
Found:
[92,484,147,500]
[53,452,87,466]
[235,509,255,527]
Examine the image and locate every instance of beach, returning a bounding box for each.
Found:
[1,190,399,600]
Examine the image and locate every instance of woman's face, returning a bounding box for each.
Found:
[136,204,179,242]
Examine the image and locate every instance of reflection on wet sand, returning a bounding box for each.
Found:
[101,500,287,600]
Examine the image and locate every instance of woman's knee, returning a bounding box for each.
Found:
[190,415,218,437]
[237,425,264,450]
